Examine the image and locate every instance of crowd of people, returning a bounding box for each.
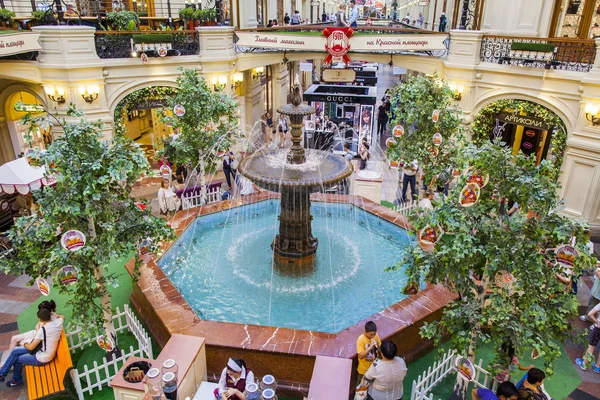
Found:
[264,1,450,31]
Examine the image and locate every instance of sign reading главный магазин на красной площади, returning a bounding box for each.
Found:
[235,32,448,52]
[0,32,42,57]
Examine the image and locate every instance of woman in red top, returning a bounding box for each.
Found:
[216,358,255,400]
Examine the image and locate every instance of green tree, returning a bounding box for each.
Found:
[0,105,173,352]
[161,67,239,201]
[391,141,594,397]
[386,73,463,186]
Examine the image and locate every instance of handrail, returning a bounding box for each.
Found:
[95,29,197,34]
[239,25,444,35]
[482,34,595,44]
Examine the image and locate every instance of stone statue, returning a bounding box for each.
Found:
[290,84,302,107]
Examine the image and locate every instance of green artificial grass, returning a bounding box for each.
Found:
[17,255,134,332]
[404,341,581,399]
[17,255,139,400]
[381,200,396,209]
[511,42,555,53]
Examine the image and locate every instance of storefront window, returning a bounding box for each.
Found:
[554,0,600,38]
[4,91,48,159]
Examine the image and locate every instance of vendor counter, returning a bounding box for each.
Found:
[111,334,206,400]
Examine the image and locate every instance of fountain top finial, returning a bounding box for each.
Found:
[278,84,315,117]
[290,84,302,107]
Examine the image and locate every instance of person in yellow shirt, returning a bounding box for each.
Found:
[356,321,381,383]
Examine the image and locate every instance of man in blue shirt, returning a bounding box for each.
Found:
[348,0,359,27]
[472,382,519,400]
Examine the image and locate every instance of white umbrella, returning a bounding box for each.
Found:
[0,157,56,195]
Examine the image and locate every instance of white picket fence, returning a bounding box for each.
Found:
[411,350,496,400]
[65,305,153,400]
[181,187,222,210]
[391,200,418,216]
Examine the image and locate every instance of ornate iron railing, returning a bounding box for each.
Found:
[94,30,199,59]
[480,35,596,72]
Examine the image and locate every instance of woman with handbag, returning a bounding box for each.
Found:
[0,308,65,387]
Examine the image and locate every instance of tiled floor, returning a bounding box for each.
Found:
[0,273,38,399]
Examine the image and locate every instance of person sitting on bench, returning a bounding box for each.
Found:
[0,308,64,387]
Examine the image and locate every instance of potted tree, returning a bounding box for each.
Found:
[0,8,16,28]
[106,10,140,30]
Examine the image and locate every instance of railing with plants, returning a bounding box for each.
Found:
[480,35,596,72]
[95,29,200,59]
[0,0,232,29]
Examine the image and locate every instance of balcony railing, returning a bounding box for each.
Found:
[2,0,232,27]
[95,30,199,59]
[480,35,596,72]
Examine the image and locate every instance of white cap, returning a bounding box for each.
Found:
[163,359,176,369]
[146,368,160,379]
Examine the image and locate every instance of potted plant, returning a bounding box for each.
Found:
[193,9,205,26]
[178,7,195,22]
[0,8,16,28]
[106,10,139,30]
[205,8,217,26]
[32,10,56,26]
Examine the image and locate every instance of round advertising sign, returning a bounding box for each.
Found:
[459,183,480,208]
[58,265,79,286]
[96,335,115,352]
[37,277,50,296]
[61,230,86,252]
[392,125,405,138]
[173,104,186,117]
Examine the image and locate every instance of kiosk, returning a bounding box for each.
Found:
[302,84,378,154]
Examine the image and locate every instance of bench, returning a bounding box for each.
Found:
[501,42,558,69]
[25,330,73,400]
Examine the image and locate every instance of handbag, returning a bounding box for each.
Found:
[29,326,46,355]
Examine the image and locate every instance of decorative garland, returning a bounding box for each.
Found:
[113,86,178,137]
[471,99,567,181]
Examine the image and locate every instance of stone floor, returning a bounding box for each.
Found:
[0,273,39,399]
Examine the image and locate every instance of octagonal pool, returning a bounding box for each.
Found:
[157,200,417,333]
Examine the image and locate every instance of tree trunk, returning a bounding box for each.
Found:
[451,273,489,399]
[88,216,119,358]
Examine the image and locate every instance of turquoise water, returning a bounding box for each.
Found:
[158,201,415,333]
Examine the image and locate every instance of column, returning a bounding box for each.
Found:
[32,26,113,138]
[560,38,600,229]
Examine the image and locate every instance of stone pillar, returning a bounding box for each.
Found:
[561,37,600,231]
[197,27,236,61]
[444,30,486,125]
[238,0,258,28]
[32,26,113,138]
[271,63,290,121]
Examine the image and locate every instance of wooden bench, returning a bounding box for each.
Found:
[25,330,73,400]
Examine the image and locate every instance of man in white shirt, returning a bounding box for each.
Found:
[401,160,418,203]
[364,340,407,400]
[0,308,64,387]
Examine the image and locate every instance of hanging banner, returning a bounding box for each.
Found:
[235,31,448,52]
[0,32,42,57]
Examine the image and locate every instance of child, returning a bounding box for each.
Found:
[356,321,381,383]
[575,301,600,373]
[472,381,519,400]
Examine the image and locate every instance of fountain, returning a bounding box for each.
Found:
[127,89,456,397]
[238,86,353,270]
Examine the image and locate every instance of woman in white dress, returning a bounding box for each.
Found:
[157,180,181,217]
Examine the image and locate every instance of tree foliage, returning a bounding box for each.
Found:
[160,67,239,174]
[0,105,173,332]
[390,141,595,375]
[386,73,463,184]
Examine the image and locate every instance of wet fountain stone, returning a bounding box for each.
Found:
[238,87,353,270]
